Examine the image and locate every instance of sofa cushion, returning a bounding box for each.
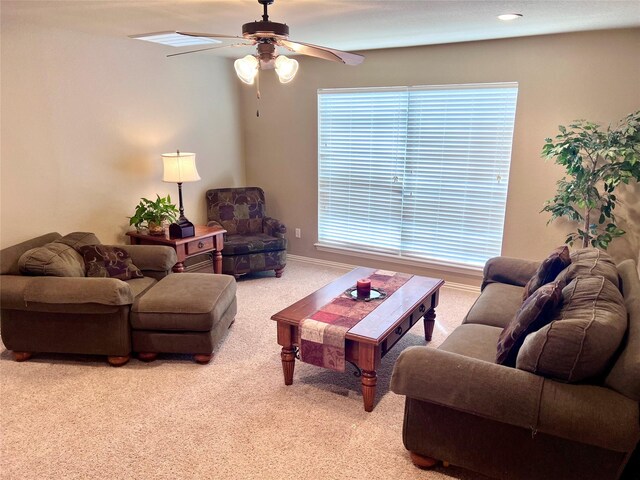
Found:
[556,248,620,289]
[23,276,134,306]
[55,231,101,250]
[79,245,144,281]
[605,259,640,401]
[523,245,571,300]
[0,232,62,275]
[131,273,236,331]
[126,277,157,299]
[516,275,627,382]
[439,323,503,363]
[18,242,85,277]
[463,283,524,329]
[222,233,286,255]
[496,281,563,367]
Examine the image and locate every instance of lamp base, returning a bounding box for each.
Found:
[169,217,195,239]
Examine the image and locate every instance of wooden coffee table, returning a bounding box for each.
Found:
[271,267,444,412]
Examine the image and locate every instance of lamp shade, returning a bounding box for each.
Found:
[162,151,201,183]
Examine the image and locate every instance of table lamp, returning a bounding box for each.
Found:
[162,150,201,238]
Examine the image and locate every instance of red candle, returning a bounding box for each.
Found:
[356,278,371,298]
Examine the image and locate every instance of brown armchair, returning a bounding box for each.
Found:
[205,187,287,278]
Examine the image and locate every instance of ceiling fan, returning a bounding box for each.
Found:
[131,0,364,85]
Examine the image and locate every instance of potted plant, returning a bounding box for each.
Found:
[129,194,179,235]
[542,111,640,249]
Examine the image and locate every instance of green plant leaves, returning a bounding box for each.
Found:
[129,194,179,228]
[542,110,640,249]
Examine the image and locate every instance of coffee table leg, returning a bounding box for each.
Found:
[361,370,377,412]
[281,346,296,385]
[278,323,296,385]
[423,309,436,341]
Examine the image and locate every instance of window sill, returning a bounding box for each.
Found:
[314,243,483,277]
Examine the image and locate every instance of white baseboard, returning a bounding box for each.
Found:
[288,254,480,294]
[441,282,481,294]
[288,254,354,271]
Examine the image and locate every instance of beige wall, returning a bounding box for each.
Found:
[1,17,245,248]
[241,29,640,285]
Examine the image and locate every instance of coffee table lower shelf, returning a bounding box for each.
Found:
[271,267,443,412]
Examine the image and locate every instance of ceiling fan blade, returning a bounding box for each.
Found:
[279,39,364,65]
[177,32,246,40]
[167,43,254,58]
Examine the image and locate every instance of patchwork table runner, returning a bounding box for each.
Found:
[299,270,413,371]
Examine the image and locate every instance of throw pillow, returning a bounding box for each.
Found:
[496,281,563,367]
[522,246,571,300]
[516,275,627,383]
[79,245,144,280]
[19,242,85,277]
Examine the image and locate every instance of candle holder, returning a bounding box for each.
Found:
[344,286,387,302]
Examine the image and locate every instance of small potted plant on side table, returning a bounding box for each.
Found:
[129,195,179,235]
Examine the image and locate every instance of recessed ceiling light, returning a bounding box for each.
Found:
[497,13,523,21]
[129,31,221,47]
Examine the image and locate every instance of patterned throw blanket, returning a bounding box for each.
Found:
[299,270,413,371]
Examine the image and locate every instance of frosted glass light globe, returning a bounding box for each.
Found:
[275,55,299,84]
[234,55,259,84]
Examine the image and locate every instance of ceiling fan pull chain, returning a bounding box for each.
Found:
[256,71,261,117]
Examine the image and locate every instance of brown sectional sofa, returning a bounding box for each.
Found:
[1,232,176,365]
[391,250,640,480]
[1,232,237,365]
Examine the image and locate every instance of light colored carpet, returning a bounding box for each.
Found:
[1,260,487,480]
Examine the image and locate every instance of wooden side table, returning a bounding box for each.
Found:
[126,225,226,274]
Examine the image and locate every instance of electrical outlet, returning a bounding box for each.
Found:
[295,228,301,238]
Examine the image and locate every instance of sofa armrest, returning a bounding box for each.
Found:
[14,277,134,306]
[391,346,640,452]
[538,381,639,452]
[263,217,286,238]
[482,256,540,290]
[391,346,543,431]
[115,245,177,273]
[0,275,33,309]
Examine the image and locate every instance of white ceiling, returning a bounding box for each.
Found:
[3,0,640,56]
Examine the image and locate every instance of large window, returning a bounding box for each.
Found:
[317,82,518,269]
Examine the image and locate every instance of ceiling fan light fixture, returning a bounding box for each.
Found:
[275,55,299,83]
[234,55,259,84]
[497,13,523,21]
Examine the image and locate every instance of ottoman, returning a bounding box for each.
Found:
[131,273,237,364]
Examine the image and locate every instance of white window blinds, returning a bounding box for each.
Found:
[317,83,518,268]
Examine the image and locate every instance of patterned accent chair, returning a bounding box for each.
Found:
[206,187,287,278]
